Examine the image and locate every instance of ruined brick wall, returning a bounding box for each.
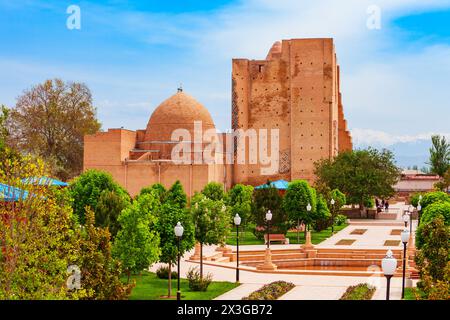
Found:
[232,38,352,186]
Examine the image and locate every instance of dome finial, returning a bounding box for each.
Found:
[177,83,183,93]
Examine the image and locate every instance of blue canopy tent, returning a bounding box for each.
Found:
[0,183,29,202]
[21,176,68,187]
[254,179,289,190]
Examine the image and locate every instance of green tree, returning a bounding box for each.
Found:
[227,184,254,237]
[0,105,9,150]
[166,180,187,209]
[283,180,317,241]
[419,191,449,213]
[202,182,226,201]
[191,193,229,279]
[415,217,449,298]
[328,189,346,233]
[7,79,101,180]
[143,183,167,203]
[95,190,129,239]
[428,135,450,178]
[0,155,83,299]
[112,194,161,283]
[251,187,289,239]
[416,200,450,250]
[434,168,450,192]
[69,169,130,224]
[313,193,332,232]
[78,208,133,299]
[156,202,195,297]
[314,148,401,216]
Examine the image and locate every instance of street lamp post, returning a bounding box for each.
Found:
[330,198,335,234]
[234,214,241,283]
[266,210,272,250]
[257,209,277,270]
[401,228,410,299]
[417,202,422,225]
[402,213,409,228]
[302,203,313,249]
[306,202,312,233]
[174,222,184,301]
[381,250,397,300]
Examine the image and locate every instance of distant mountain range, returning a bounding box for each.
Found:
[354,139,431,170]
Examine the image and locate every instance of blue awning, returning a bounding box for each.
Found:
[255,179,289,190]
[0,183,29,202]
[21,176,68,187]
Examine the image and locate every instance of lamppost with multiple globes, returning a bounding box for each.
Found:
[381,249,397,300]
[174,222,184,301]
[234,214,241,283]
[401,228,410,299]
[330,198,335,234]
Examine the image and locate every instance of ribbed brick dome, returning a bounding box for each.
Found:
[145,91,215,142]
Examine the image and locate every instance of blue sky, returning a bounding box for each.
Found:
[1,0,449,167]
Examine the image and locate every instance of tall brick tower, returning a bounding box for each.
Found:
[231,38,352,186]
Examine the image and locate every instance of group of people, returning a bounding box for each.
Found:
[375,198,389,213]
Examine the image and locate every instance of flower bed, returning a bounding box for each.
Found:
[242,281,295,300]
[340,283,376,300]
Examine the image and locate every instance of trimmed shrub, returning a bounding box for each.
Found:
[242,281,295,300]
[156,266,178,280]
[340,283,376,300]
[420,191,450,212]
[186,267,212,292]
[416,201,450,248]
[335,214,348,226]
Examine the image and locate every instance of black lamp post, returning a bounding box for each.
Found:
[174,222,184,301]
[381,249,397,300]
[417,202,422,226]
[330,198,335,234]
[234,214,241,283]
[401,228,410,299]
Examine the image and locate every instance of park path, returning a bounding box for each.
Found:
[278,285,347,300]
[214,283,264,300]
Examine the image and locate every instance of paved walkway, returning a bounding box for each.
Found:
[215,284,264,300]
[318,202,416,250]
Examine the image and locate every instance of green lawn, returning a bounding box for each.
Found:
[403,287,425,300]
[226,223,348,246]
[123,271,239,300]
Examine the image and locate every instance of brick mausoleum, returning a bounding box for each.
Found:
[84,38,352,196]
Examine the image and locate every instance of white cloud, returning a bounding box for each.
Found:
[2,0,450,137]
[351,128,450,146]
